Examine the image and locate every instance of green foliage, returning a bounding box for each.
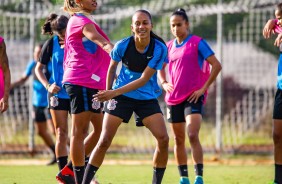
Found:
[258,38,280,57]
[50,0,64,5]
[192,13,247,40]
[109,18,132,42]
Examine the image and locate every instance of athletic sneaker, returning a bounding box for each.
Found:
[194,176,204,184]
[180,177,190,184]
[56,166,75,184]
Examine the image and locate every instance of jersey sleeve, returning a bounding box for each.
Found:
[24,61,35,77]
[148,40,168,70]
[39,38,53,65]
[198,39,214,59]
[110,37,130,62]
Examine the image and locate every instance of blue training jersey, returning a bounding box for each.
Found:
[110,36,167,100]
[49,36,69,99]
[278,53,282,90]
[25,60,51,107]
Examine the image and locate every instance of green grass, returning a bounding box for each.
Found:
[0,162,273,184]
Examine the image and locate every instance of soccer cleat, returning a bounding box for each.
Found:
[180,177,190,184]
[56,166,75,184]
[194,176,203,184]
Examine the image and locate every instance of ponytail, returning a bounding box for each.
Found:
[42,13,58,35]
[150,31,166,46]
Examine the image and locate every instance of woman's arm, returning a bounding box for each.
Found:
[263,19,276,39]
[157,63,174,93]
[94,66,156,102]
[106,60,118,90]
[187,55,222,103]
[0,40,10,112]
[35,62,60,94]
[83,24,113,54]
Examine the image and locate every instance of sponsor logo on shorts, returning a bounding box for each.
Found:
[107,99,118,110]
[50,96,59,107]
[92,99,101,110]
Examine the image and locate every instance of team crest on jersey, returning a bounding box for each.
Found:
[107,99,118,110]
[92,99,101,110]
[50,96,59,107]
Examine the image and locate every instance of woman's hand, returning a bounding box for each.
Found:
[93,90,117,102]
[0,98,8,113]
[263,19,275,39]
[162,82,174,93]
[48,83,61,94]
[274,33,282,47]
[187,88,205,103]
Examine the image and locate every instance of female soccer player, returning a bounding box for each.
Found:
[158,8,222,184]
[62,0,113,183]
[82,9,169,184]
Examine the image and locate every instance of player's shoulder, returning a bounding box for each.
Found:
[154,39,167,52]
[116,36,131,46]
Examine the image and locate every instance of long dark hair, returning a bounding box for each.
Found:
[41,13,69,35]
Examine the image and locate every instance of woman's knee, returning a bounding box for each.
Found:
[157,133,169,148]
[56,127,68,143]
[188,132,199,144]
[96,136,112,151]
[174,135,185,146]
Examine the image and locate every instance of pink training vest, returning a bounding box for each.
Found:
[0,36,4,99]
[273,19,282,34]
[63,14,110,90]
[165,35,210,105]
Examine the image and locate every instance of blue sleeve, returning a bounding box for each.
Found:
[24,61,35,76]
[148,39,168,70]
[110,37,130,62]
[198,39,214,60]
[82,37,97,54]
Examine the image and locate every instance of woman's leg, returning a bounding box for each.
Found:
[84,112,103,157]
[82,113,122,184]
[186,114,204,183]
[70,111,92,184]
[143,113,169,184]
[50,109,69,170]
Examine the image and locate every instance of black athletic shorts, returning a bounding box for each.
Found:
[64,84,103,114]
[104,95,162,124]
[273,89,282,119]
[33,106,50,122]
[167,95,204,123]
[48,94,70,111]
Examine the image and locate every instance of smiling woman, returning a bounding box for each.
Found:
[82,9,169,184]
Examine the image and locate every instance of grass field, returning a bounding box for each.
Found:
[0,157,274,184]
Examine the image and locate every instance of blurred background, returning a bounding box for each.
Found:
[0,0,280,161]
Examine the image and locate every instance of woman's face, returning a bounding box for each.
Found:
[76,0,98,13]
[131,12,152,40]
[170,15,189,38]
[275,9,282,27]
[57,29,66,41]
